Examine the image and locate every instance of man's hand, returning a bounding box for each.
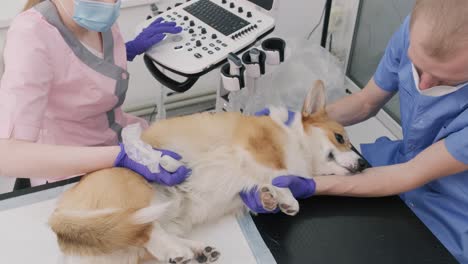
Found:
[240,176,316,213]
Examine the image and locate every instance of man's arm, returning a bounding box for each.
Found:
[326,78,396,126]
[314,139,468,197]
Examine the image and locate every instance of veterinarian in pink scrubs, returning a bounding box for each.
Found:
[0,0,190,186]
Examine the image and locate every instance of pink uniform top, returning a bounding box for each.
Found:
[0,1,148,183]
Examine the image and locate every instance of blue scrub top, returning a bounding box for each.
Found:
[360,16,468,263]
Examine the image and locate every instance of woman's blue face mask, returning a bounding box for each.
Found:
[72,0,121,32]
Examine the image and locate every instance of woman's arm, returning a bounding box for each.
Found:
[0,139,119,179]
[326,78,396,126]
[314,140,468,197]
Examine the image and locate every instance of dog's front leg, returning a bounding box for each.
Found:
[259,184,300,216]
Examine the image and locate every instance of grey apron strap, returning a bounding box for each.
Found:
[35,1,129,141]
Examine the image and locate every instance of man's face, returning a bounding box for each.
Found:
[408,20,468,90]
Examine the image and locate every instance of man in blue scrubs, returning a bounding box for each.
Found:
[321,0,468,262]
[242,0,468,262]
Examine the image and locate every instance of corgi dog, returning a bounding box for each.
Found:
[49,80,365,264]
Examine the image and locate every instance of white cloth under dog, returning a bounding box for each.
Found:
[0,184,276,264]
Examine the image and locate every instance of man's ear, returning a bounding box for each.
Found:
[302,80,326,116]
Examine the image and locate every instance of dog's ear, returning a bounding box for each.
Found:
[302,80,326,115]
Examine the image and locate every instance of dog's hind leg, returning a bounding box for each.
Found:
[145,222,194,264]
[177,238,221,263]
[145,222,221,264]
[259,184,299,216]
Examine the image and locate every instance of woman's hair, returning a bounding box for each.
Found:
[23,0,44,11]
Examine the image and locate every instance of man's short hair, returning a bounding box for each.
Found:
[410,0,468,60]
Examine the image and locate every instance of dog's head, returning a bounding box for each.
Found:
[300,80,367,176]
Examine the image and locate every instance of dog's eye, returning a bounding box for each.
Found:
[328,151,335,161]
[334,133,345,144]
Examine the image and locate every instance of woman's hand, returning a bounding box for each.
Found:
[114,143,191,186]
[126,17,182,61]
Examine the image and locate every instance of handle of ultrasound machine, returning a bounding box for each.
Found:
[144,55,199,93]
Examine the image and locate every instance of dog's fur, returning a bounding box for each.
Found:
[49,81,364,264]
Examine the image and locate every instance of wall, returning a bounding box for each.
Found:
[1,0,328,111]
[120,0,329,112]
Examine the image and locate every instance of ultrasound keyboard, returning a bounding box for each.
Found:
[137,0,275,75]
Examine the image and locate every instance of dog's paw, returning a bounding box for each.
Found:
[274,187,300,216]
[195,246,221,263]
[166,247,194,264]
[169,256,192,264]
[259,184,278,212]
[278,200,299,216]
[150,240,194,264]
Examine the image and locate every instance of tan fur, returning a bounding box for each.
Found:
[302,80,352,152]
[303,110,352,152]
[49,80,360,263]
[141,111,286,170]
[234,116,286,170]
[50,112,287,259]
[49,168,154,256]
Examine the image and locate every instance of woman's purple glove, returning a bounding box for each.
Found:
[114,143,191,186]
[240,176,316,213]
[254,108,296,126]
[126,17,182,61]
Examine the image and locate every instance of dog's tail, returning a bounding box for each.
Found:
[48,203,169,255]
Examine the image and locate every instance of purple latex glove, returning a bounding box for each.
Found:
[114,143,191,186]
[126,17,182,61]
[254,108,296,126]
[272,176,316,199]
[239,176,316,214]
[240,186,280,214]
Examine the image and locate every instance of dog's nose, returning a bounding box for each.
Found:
[357,158,368,172]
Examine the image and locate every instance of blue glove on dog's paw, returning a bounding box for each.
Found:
[240,186,280,214]
[240,176,316,214]
[242,109,308,214]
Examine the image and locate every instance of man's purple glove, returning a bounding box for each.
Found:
[240,186,280,214]
[126,17,182,61]
[114,143,191,186]
[240,176,316,214]
[254,108,296,126]
[272,176,316,199]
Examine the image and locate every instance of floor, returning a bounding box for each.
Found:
[0,113,397,195]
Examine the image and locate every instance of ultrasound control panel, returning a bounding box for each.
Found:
[137,0,275,75]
